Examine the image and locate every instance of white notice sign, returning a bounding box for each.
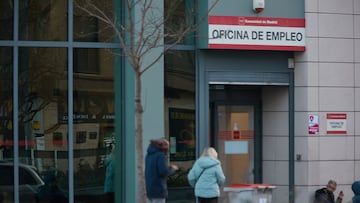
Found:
[326,113,347,134]
[224,141,248,154]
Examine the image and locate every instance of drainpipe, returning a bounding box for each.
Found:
[289,69,295,203]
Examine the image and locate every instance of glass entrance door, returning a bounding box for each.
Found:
[214,104,257,202]
[215,105,255,186]
[209,85,262,202]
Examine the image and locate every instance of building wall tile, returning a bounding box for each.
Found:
[356,88,360,111]
[295,162,309,185]
[295,38,319,62]
[356,161,360,180]
[308,161,354,185]
[319,87,354,111]
[355,15,360,38]
[295,62,319,87]
[355,137,360,159]
[319,38,354,62]
[307,136,320,160]
[356,64,360,87]
[356,39,360,63]
[319,14,354,38]
[262,112,289,136]
[306,13,319,37]
[319,63,354,87]
[294,112,310,136]
[318,136,355,160]
[356,112,360,135]
[305,0,318,13]
[272,185,290,203]
[319,0,354,14]
[355,0,360,14]
[263,161,289,185]
[263,136,289,160]
[295,87,319,112]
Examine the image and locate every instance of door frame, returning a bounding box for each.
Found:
[210,94,263,183]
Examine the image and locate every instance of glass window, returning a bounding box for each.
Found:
[74,0,116,42]
[164,0,195,45]
[0,47,13,202]
[0,165,13,186]
[0,1,13,40]
[18,47,68,203]
[72,48,115,203]
[74,48,99,74]
[0,47,13,156]
[19,1,68,41]
[164,50,195,202]
[6,0,121,201]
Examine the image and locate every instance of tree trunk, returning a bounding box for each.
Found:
[135,68,146,203]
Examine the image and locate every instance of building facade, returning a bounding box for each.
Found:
[0,0,359,203]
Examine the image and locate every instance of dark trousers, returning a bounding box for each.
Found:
[198,197,218,203]
[105,192,114,203]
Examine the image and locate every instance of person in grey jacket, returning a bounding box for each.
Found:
[187,147,225,203]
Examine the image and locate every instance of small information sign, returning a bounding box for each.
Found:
[326,113,347,134]
[308,114,319,135]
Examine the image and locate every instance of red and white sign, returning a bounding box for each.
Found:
[308,114,319,135]
[208,16,306,51]
[326,113,347,134]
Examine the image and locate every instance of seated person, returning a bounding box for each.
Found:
[314,180,343,203]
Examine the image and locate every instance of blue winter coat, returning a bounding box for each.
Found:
[352,181,360,203]
[187,156,225,198]
[145,145,175,198]
[104,156,114,193]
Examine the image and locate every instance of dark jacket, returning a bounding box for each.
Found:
[314,188,342,203]
[352,181,360,203]
[145,145,175,199]
[36,172,67,203]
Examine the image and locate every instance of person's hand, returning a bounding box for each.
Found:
[338,190,344,199]
[171,164,179,171]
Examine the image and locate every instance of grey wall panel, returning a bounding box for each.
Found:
[202,50,292,72]
[209,0,305,18]
[208,71,289,85]
[200,50,292,85]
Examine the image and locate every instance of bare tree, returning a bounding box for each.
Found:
[75,0,218,202]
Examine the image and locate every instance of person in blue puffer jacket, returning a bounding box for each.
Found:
[145,137,178,203]
[187,147,225,203]
[352,181,360,203]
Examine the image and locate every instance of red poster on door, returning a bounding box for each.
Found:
[233,130,240,139]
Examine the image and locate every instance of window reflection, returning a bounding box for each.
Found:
[72,48,115,202]
[19,1,67,41]
[0,1,13,40]
[164,0,195,45]
[164,50,195,202]
[0,47,13,202]
[18,47,68,203]
[74,48,99,74]
[15,47,115,203]
[74,0,116,42]
[3,0,119,201]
